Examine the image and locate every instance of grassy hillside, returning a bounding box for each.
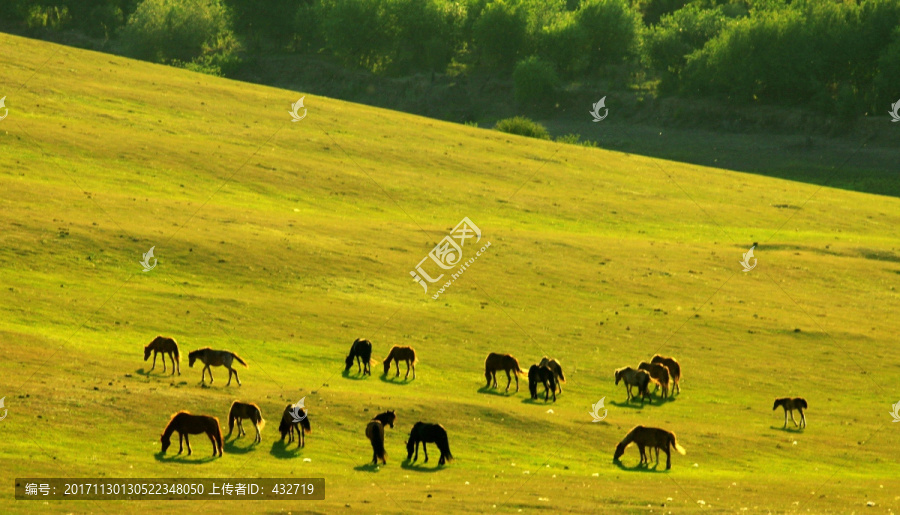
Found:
[1,32,899,514]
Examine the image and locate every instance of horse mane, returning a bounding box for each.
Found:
[162,411,189,437]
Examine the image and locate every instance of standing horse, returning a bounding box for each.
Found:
[278,404,311,448]
[528,364,557,402]
[372,410,396,428]
[539,356,565,393]
[406,422,453,465]
[484,352,523,392]
[383,346,417,379]
[364,411,395,465]
[638,361,670,399]
[613,425,685,470]
[188,347,248,386]
[226,401,265,443]
[160,411,223,457]
[615,367,652,405]
[651,355,681,394]
[144,336,180,375]
[345,338,373,375]
[773,397,808,428]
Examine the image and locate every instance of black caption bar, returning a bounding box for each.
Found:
[15,478,324,500]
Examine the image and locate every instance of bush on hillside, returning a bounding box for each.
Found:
[575,0,642,68]
[513,56,560,107]
[472,0,528,70]
[494,116,551,139]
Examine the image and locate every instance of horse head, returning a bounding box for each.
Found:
[188,351,197,367]
[344,354,355,371]
[160,434,171,453]
[144,345,152,361]
[613,441,626,461]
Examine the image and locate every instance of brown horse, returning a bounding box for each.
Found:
[539,356,565,393]
[651,355,681,394]
[372,410,396,428]
[528,364,557,402]
[615,367,652,405]
[383,346,417,379]
[484,352,523,392]
[144,336,180,375]
[638,361,670,399]
[366,421,387,465]
[188,347,248,386]
[160,411,223,457]
[613,425,685,470]
[278,404,311,448]
[773,397,808,428]
[345,338,373,375]
[227,401,265,443]
[406,422,453,465]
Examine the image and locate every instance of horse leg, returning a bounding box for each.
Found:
[175,353,180,375]
[800,409,806,428]
[504,370,512,392]
[783,408,788,428]
[638,444,646,464]
[395,359,401,378]
[207,430,218,456]
[161,352,167,373]
[150,352,157,372]
[239,418,246,437]
[515,372,519,392]
[423,442,429,463]
[665,447,672,470]
[255,422,261,443]
[169,353,176,375]
[790,409,799,427]
[185,434,192,456]
[178,433,184,455]
[226,367,233,386]
[405,360,412,379]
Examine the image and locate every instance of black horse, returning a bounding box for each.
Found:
[528,364,557,402]
[405,422,453,465]
[345,338,372,375]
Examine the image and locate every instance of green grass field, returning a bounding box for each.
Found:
[1,32,899,513]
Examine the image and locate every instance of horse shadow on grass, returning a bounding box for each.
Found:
[608,400,651,410]
[477,386,517,397]
[154,452,217,465]
[379,374,414,385]
[342,369,370,381]
[521,396,556,405]
[613,460,669,473]
[269,440,304,459]
[770,425,805,433]
[401,459,446,472]
[353,463,383,472]
[224,439,258,455]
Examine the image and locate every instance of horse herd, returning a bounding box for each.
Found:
[145,335,809,470]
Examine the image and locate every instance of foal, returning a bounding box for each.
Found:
[383,346,417,379]
[188,347,248,386]
[638,361,670,399]
[614,367,652,405]
[227,401,265,443]
[278,404,311,448]
[651,354,681,394]
[345,338,373,375]
[527,364,557,402]
[144,336,180,375]
[773,397,808,428]
[538,356,565,393]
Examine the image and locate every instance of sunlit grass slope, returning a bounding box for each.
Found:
[0,32,899,514]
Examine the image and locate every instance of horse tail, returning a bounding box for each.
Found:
[513,357,523,375]
[556,364,566,383]
[369,422,386,461]
[439,430,453,462]
[173,344,180,361]
[671,432,686,455]
[215,418,224,454]
[232,353,248,367]
[301,415,311,434]
[255,406,265,431]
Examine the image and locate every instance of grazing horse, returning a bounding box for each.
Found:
[538,356,565,393]
[160,411,223,457]
[773,397,808,428]
[613,425,686,470]
[484,352,524,392]
[188,347,248,386]
[406,422,453,465]
[615,367,652,405]
[383,346,417,379]
[528,364,557,402]
[278,404,311,448]
[651,355,681,394]
[345,338,373,375]
[366,420,387,465]
[227,401,265,443]
[638,361,670,399]
[144,336,180,375]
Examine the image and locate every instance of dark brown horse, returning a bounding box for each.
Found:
[345,338,373,375]
[773,397,808,428]
[372,410,396,428]
[144,336,180,375]
[383,346,417,379]
[366,421,387,465]
[651,354,681,394]
[227,401,264,443]
[484,352,523,392]
[160,411,223,457]
[613,425,685,470]
[188,347,248,386]
[406,422,453,465]
[528,364,557,402]
[539,356,565,393]
[278,403,311,448]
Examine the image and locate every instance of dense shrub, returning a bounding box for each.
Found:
[494,116,551,139]
[513,56,560,107]
[121,0,237,64]
[472,0,528,69]
[536,10,589,77]
[316,0,390,70]
[382,0,465,74]
[874,28,900,108]
[575,0,642,68]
